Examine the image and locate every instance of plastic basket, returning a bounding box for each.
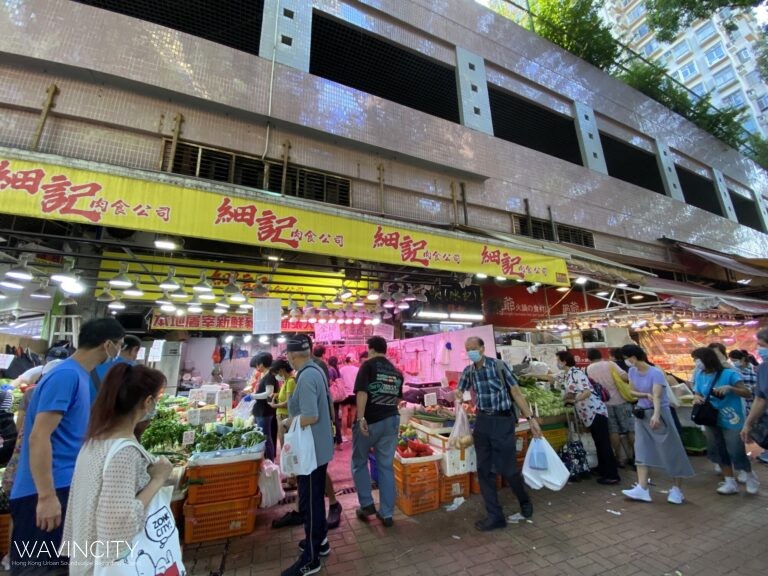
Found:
[186,460,261,504]
[439,473,470,504]
[394,458,439,495]
[681,426,707,454]
[183,494,259,544]
[0,513,10,556]
[542,425,569,453]
[396,487,439,516]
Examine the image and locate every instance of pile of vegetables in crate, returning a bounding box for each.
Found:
[396,424,434,458]
[140,403,192,465]
[192,417,266,458]
[518,376,567,417]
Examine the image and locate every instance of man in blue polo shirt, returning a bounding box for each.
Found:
[10,318,124,575]
[90,334,142,389]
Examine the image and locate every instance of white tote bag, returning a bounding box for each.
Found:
[280,417,317,477]
[94,439,186,576]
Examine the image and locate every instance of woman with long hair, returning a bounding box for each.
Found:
[620,344,694,505]
[691,347,758,495]
[62,364,173,575]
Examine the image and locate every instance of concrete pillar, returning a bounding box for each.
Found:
[571,102,607,174]
[454,47,493,135]
[711,169,738,222]
[753,191,768,232]
[259,0,312,73]
[654,140,684,202]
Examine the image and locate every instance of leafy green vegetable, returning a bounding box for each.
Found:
[140,408,191,451]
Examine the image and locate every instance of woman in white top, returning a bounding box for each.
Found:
[62,363,172,575]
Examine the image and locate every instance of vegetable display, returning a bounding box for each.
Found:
[193,424,265,454]
[397,424,433,458]
[140,407,191,451]
[520,386,567,417]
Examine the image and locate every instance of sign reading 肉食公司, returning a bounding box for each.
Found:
[0,157,569,286]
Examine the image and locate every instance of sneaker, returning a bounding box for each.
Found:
[737,470,748,484]
[667,486,684,505]
[716,478,739,495]
[596,477,621,485]
[281,557,322,576]
[714,464,722,474]
[520,500,533,519]
[272,510,304,529]
[298,537,331,557]
[746,473,760,495]
[327,502,342,530]
[376,512,394,527]
[622,484,652,502]
[355,504,376,521]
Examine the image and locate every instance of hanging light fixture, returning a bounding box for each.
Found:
[252,279,269,298]
[371,316,381,325]
[59,295,77,307]
[30,279,52,299]
[160,302,176,313]
[158,267,180,291]
[403,288,417,302]
[154,236,178,251]
[50,258,77,284]
[352,295,365,307]
[123,277,144,298]
[243,334,252,343]
[215,298,230,309]
[188,302,203,314]
[397,300,410,310]
[108,299,126,310]
[340,285,353,299]
[382,298,396,309]
[331,290,343,306]
[0,279,23,290]
[223,273,241,295]
[193,271,213,293]
[5,255,33,281]
[171,282,189,300]
[317,297,329,312]
[60,274,85,295]
[108,263,133,288]
[96,288,115,302]
[366,289,380,301]
[239,301,254,310]
[288,296,299,311]
[213,305,228,314]
[198,291,216,301]
[155,292,172,305]
[0,289,7,300]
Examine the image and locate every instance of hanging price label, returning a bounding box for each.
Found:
[182,430,196,446]
[423,392,438,406]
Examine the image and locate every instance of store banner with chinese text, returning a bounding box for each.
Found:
[2,157,569,285]
[150,311,315,332]
[482,284,604,329]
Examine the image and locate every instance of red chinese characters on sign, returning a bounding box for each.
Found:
[0,160,172,225]
[480,245,547,281]
[213,197,342,250]
[372,225,442,268]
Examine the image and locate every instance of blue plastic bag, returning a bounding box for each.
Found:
[528,438,549,470]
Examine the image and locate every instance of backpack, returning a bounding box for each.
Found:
[587,376,611,403]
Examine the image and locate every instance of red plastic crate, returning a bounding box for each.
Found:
[439,473,470,504]
[186,459,261,504]
[183,493,259,544]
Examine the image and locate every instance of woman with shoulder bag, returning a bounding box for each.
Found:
[691,347,759,495]
[620,345,694,505]
[557,351,620,485]
[63,364,182,576]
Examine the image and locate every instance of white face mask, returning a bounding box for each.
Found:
[276,375,285,383]
[626,358,636,368]
[140,398,157,422]
[105,340,120,363]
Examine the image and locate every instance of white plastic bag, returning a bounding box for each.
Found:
[94,440,186,576]
[448,402,473,449]
[280,417,317,477]
[527,438,548,470]
[258,459,285,508]
[232,395,257,421]
[523,437,569,491]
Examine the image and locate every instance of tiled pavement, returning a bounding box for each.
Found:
[183,441,768,576]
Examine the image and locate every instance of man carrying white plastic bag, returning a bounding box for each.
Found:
[280,336,334,576]
[523,437,570,491]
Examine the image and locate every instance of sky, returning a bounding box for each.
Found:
[757,5,767,25]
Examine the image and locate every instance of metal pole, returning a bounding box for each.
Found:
[31,84,59,151]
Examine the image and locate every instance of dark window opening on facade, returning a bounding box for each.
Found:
[556,224,595,248]
[729,191,765,232]
[675,167,723,217]
[71,0,264,57]
[600,133,665,195]
[310,13,460,123]
[488,86,582,166]
[518,217,555,241]
[161,141,351,207]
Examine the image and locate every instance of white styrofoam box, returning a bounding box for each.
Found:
[440,446,477,477]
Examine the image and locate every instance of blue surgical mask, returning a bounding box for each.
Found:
[141,399,157,422]
[694,359,704,371]
[758,347,768,362]
[468,350,482,363]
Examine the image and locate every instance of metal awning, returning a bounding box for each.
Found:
[676,244,768,279]
[640,277,768,315]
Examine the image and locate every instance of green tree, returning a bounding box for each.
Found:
[645,1,763,42]
[525,0,620,70]
[744,133,768,168]
[616,61,691,115]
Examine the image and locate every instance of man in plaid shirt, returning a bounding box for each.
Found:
[457,337,542,531]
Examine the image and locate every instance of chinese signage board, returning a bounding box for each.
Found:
[482,284,604,329]
[2,157,569,286]
[150,311,314,332]
[252,298,282,334]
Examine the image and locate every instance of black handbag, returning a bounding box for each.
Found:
[748,413,768,449]
[691,371,721,427]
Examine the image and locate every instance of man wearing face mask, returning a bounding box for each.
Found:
[10,318,125,576]
[91,334,142,391]
[456,337,542,531]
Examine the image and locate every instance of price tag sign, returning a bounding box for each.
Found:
[0,354,14,369]
[182,430,196,446]
[136,347,146,361]
[188,389,206,404]
[423,392,438,406]
[148,340,165,362]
